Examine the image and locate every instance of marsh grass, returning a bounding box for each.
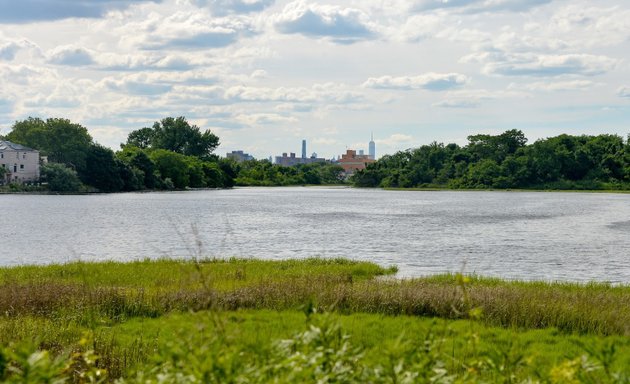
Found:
[2,260,630,335]
[3,258,630,382]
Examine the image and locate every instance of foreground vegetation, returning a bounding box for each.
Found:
[353,130,630,190]
[3,258,630,382]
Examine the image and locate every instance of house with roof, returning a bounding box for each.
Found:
[0,140,41,184]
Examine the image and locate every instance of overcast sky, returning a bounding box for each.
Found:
[0,0,629,159]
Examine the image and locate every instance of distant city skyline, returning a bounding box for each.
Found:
[0,1,629,160]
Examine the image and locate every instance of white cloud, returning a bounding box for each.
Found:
[411,0,552,13]
[510,80,597,92]
[48,45,95,66]
[0,41,24,60]
[376,134,414,148]
[274,1,377,44]
[115,10,258,51]
[0,1,160,23]
[187,0,275,15]
[236,113,298,125]
[469,53,618,77]
[102,74,173,95]
[618,86,630,99]
[363,73,469,91]
[433,99,481,108]
[313,137,338,145]
[224,83,364,105]
[432,89,523,108]
[0,38,41,62]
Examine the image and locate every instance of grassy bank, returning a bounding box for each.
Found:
[2,258,630,382]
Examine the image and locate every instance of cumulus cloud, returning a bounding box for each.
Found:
[102,74,173,95]
[377,134,414,147]
[96,53,206,71]
[0,39,41,61]
[510,80,597,92]
[433,99,480,108]
[0,0,160,23]
[411,0,552,13]
[24,93,82,109]
[188,0,275,15]
[275,1,376,44]
[0,41,24,61]
[0,64,58,86]
[432,89,521,108]
[123,11,256,50]
[619,87,630,99]
[363,73,469,91]
[48,46,95,66]
[545,5,630,48]
[464,52,618,77]
[224,83,364,105]
[236,113,298,125]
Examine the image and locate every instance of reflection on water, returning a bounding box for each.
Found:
[2,188,630,283]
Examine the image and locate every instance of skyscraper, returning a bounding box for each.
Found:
[302,139,306,159]
[369,132,376,160]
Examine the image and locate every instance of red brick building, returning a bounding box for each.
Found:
[338,149,375,175]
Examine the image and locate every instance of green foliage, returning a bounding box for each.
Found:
[5,310,630,383]
[116,146,158,190]
[235,160,345,186]
[354,130,630,190]
[5,259,630,382]
[40,163,82,192]
[148,149,190,189]
[4,116,234,192]
[80,144,125,192]
[125,117,219,160]
[7,117,93,173]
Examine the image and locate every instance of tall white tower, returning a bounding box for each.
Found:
[369,132,376,160]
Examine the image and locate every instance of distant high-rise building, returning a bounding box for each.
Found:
[369,132,376,160]
[275,139,325,166]
[226,150,254,162]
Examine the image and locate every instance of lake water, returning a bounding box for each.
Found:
[2,187,629,282]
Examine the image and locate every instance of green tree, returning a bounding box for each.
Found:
[117,146,158,189]
[80,144,124,192]
[127,117,220,160]
[149,149,190,189]
[202,162,224,188]
[7,117,93,172]
[467,129,527,163]
[125,127,154,149]
[41,163,82,192]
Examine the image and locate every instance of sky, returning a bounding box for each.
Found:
[0,0,629,160]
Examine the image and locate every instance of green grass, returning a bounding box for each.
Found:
[0,257,394,291]
[3,258,630,382]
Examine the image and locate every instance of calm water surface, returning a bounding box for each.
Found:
[2,187,629,282]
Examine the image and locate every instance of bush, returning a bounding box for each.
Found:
[41,163,82,192]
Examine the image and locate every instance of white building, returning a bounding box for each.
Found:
[0,140,40,184]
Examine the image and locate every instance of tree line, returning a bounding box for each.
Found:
[1,116,236,192]
[234,160,345,186]
[352,129,630,190]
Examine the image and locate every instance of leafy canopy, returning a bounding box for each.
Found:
[125,117,219,160]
